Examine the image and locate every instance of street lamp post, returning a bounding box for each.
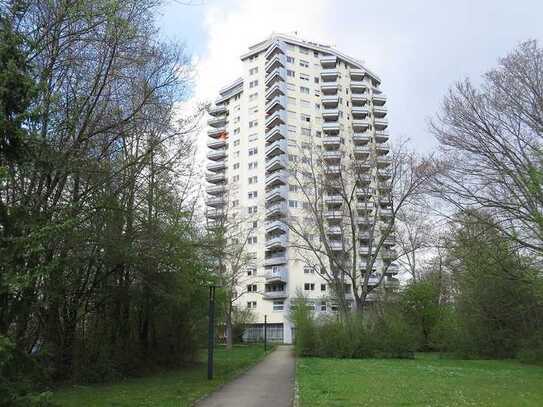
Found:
[264,314,267,352]
[207,285,216,380]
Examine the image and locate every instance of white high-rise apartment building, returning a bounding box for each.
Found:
[206,34,398,344]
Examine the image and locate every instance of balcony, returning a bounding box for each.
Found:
[266,185,288,202]
[324,210,343,220]
[356,187,375,197]
[352,118,370,131]
[387,263,400,274]
[206,185,225,196]
[207,149,227,161]
[352,106,370,118]
[350,68,365,80]
[357,174,373,185]
[265,82,286,101]
[207,116,227,128]
[378,169,392,180]
[264,252,288,266]
[322,108,339,120]
[382,249,397,260]
[265,124,287,143]
[376,144,390,155]
[265,67,286,88]
[321,95,339,107]
[321,82,338,95]
[320,54,337,67]
[384,278,400,289]
[374,118,388,130]
[265,139,287,159]
[329,240,343,251]
[207,139,226,149]
[352,133,370,144]
[373,106,387,118]
[377,157,392,168]
[266,155,288,173]
[323,136,341,147]
[266,110,287,129]
[325,194,343,204]
[208,128,227,139]
[367,274,381,286]
[264,268,288,283]
[356,201,375,212]
[265,220,288,234]
[266,170,288,188]
[266,202,287,218]
[209,105,227,116]
[359,245,376,256]
[380,208,393,218]
[357,216,372,226]
[265,95,286,114]
[322,122,340,133]
[379,184,392,194]
[206,209,225,220]
[354,145,370,158]
[327,226,342,236]
[265,41,286,60]
[206,196,225,208]
[266,234,288,250]
[373,94,387,106]
[350,80,369,93]
[263,289,288,300]
[375,132,389,143]
[321,68,339,80]
[206,161,226,172]
[265,53,285,73]
[351,94,368,105]
[206,172,226,184]
[324,165,341,175]
[323,150,341,161]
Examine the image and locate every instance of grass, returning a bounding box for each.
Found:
[51,344,269,407]
[296,353,543,406]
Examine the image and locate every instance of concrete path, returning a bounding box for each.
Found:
[197,345,295,407]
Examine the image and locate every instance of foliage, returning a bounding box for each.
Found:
[231,307,256,344]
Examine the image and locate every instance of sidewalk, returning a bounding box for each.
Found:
[197,345,295,407]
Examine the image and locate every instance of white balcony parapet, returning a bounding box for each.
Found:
[265,40,287,60]
[352,133,370,144]
[207,149,227,161]
[350,68,365,80]
[265,139,287,158]
[209,105,227,117]
[265,170,288,188]
[265,234,288,250]
[373,94,387,106]
[264,253,288,266]
[265,124,287,143]
[354,145,371,156]
[266,110,287,129]
[265,220,288,234]
[265,82,286,101]
[377,157,392,167]
[207,116,227,128]
[329,240,343,251]
[265,53,286,73]
[264,268,288,283]
[325,194,343,204]
[351,94,368,104]
[265,95,287,114]
[350,80,369,91]
[380,208,393,218]
[387,263,400,274]
[324,210,343,220]
[266,202,287,218]
[206,185,226,195]
[321,95,339,107]
[374,118,388,130]
[207,139,226,149]
[266,185,288,202]
[320,54,337,67]
[322,108,340,120]
[352,118,370,131]
[321,82,339,94]
[206,209,225,220]
[352,106,370,117]
[322,122,340,132]
[323,150,342,161]
[375,132,389,143]
[207,127,227,139]
[266,155,288,173]
[206,196,225,208]
[265,67,286,88]
[373,106,387,118]
[324,165,341,175]
[263,289,288,299]
[321,68,339,79]
[377,169,392,180]
[323,136,341,146]
[206,172,226,184]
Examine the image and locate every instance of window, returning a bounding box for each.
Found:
[304,283,315,291]
[233,163,240,170]
[248,191,258,199]
[300,73,310,82]
[249,147,258,156]
[247,284,257,292]
[320,301,327,311]
[234,128,240,135]
[247,268,256,276]
[249,120,258,128]
[247,236,257,244]
[249,92,258,101]
[248,133,257,143]
[289,184,298,192]
[289,200,298,208]
[315,103,320,110]
[287,69,295,77]
[300,47,309,54]
[234,115,240,123]
[234,105,240,112]
[249,66,258,75]
[248,176,258,184]
[232,175,239,182]
[314,77,320,83]
[232,199,239,207]
[299,60,309,68]
[252,221,258,229]
[288,96,296,105]
[288,154,298,162]
[304,266,314,274]
[301,113,311,122]
[234,139,240,146]
[248,206,258,214]
[287,82,296,91]
[300,86,310,94]
[273,300,284,311]
[321,284,326,291]
[313,51,319,58]
[247,301,257,309]
[286,56,294,63]
[249,105,259,114]
[249,80,258,88]
[248,161,258,169]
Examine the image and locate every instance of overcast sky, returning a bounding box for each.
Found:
[157,0,543,153]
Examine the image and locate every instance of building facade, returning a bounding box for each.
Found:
[206,34,398,344]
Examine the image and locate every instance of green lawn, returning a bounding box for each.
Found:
[297,353,543,406]
[51,345,269,407]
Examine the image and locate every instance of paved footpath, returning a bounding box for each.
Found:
[197,345,295,407]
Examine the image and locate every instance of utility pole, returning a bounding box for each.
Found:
[207,285,216,380]
[264,314,267,352]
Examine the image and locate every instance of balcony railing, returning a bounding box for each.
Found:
[322,108,340,120]
[266,185,288,202]
[265,110,287,129]
[207,149,227,161]
[323,150,341,161]
[265,139,287,159]
[207,127,227,139]
[206,185,226,195]
[264,268,288,283]
[206,196,225,208]
[372,94,387,106]
[265,67,286,88]
[265,82,286,101]
[265,220,287,234]
[324,210,343,220]
[266,202,287,218]
[352,106,370,117]
[323,136,341,146]
[265,53,286,73]
[207,139,226,149]
[266,155,288,173]
[351,94,368,105]
[374,118,388,130]
[209,105,227,117]
[320,55,337,67]
[321,82,339,95]
[373,106,387,118]
[206,172,226,184]
[375,132,389,143]
[352,118,370,131]
[265,95,287,114]
[265,171,288,188]
[264,253,288,266]
[265,41,286,60]
[265,234,288,249]
[263,290,288,299]
[322,122,340,132]
[352,133,370,144]
[207,116,227,128]
[321,95,339,107]
[206,161,226,172]
[265,124,287,143]
[321,68,339,80]
[350,68,365,80]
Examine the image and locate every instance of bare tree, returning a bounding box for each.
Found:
[283,139,436,314]
[430,40,543,255]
